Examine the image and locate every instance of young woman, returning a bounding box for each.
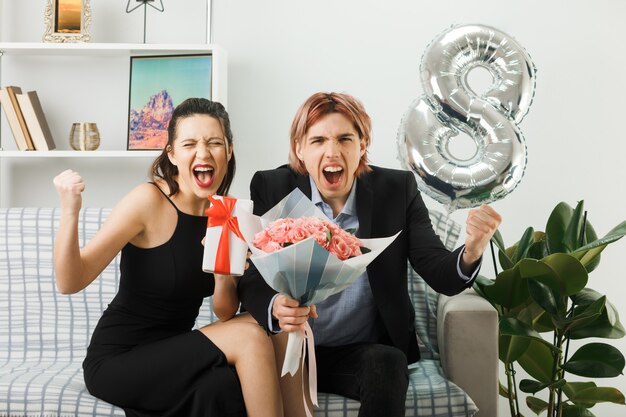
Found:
[53,98,283,417]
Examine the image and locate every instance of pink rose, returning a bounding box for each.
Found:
[287,224,309,243]
[253,230,272,249]
[253,216,368,257]
[261,241,282,253]
[329,234,352,260]
[266,218,294,245]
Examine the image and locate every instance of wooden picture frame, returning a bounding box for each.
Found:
[127,54,213,150]
[43,0,92,43]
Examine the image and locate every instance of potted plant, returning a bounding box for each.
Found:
[474,200,626,417]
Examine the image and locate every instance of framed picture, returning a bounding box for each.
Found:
[127,54,213,150]
[43,0,92,43]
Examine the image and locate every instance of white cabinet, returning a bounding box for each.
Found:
[0,42,227,207]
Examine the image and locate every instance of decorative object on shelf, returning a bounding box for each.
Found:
[43,0,92,43]
[0,86,35,150]
[15,91,57,151]
[127,54,212,150]
[126,0,165,44]
[69,122,100,151]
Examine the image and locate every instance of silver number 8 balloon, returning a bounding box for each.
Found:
[397,24,537,210]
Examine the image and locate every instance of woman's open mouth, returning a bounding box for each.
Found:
[193,166,215,188]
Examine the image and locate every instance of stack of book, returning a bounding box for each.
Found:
[0,86,57,151]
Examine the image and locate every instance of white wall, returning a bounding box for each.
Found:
[2,1,626,415]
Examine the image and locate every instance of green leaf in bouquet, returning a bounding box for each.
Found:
[526,395,549,415]
[360,246,371,255]
[344,228,356,234]
[561,342,625,378]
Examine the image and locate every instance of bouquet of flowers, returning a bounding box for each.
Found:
[237,189,399,408]
[253,216,370,260]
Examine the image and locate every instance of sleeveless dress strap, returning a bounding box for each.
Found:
[149,182,180,211]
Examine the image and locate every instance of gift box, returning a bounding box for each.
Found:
[202,196,253,276]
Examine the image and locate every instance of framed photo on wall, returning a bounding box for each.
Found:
[127,54,213,150]
[43,0,92,43]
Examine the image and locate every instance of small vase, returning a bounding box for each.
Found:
[69,122,100,151]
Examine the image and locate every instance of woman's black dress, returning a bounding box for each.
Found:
[83,186,246,417]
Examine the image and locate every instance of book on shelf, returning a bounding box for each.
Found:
[15,91,57,151]
[0,86,35,150]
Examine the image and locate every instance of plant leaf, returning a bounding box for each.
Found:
[526,396,549,414]
[558,296,605,333]
[500,317,559,352]
[563,200,585,252]
[519,377,564,395]
[573,220,626,253]
[483,267,529,309]
[512,227,535,264]
[562,342,625,378]
[499,381,514,399]
[527,233,549,260]
[518,254,588,297]
[518,339,557,384]
[527,278,559,316]
[491,229,514,270]
[570,298,626,340]
[571,244,606,273]
[546,202,574,254]
[562,404,596,417]
[570,288,603,306]
[570,386,626,407]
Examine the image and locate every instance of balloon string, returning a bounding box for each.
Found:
[489,240,499,276]
[443,205,455,249]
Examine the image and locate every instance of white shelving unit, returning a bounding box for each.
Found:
[0,42,228,152]
[0,41,227,206]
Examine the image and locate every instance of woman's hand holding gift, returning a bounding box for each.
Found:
[272,294,318,332]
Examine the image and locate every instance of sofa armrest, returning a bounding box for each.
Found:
[437,289,498,417]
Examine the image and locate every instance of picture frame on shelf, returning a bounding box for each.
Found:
[43,0,92,43]
[127,54,212,151]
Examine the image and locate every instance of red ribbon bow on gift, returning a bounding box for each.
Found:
[206,195,246,275]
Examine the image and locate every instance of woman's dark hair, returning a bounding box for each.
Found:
[150,98,236,196]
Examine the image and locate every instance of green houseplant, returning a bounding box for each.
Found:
[473,200,626,417]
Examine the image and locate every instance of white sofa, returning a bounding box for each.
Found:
[0,207,498,417]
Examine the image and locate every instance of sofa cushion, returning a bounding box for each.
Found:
[410,210,461,360]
